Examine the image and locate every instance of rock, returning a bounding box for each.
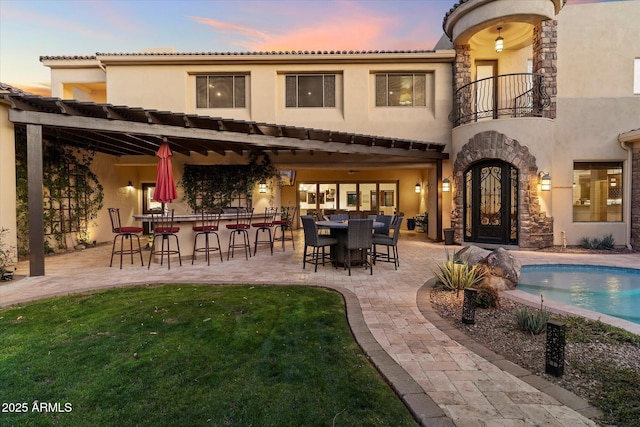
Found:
[478,247,522,290]
[455,245,491,265]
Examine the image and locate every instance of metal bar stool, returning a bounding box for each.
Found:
[108,208,144,269]
[273,206,297,251]
[148,209,182,269]
[192,209,223,265]
[252,207,278,255]
[226,208,254,260]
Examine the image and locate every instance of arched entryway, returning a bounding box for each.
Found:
[451,130,553,249]
[464,160,518,245]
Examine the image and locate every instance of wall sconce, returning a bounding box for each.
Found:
[495,27,504,53]
[539,172,551,191]
[415,182,421,193]
[442,177,451,192]
[259,180,267,193]
[127,180,134,189]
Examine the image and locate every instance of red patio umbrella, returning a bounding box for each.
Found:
[153,139,178,203]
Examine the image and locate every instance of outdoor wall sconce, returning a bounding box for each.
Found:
[127,180,134,189]
[415,182,421,193]
[442,177,451,192]
[259,180,267,193]
[539,172,551,191]
[495,27,504,53]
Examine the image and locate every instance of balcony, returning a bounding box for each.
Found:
[452,73,551,127]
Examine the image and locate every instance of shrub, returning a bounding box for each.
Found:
[580,233,615,250]
[475,284,499,308]
[432,250,486,296]
[515,295,551,335]
[0,227,17,280]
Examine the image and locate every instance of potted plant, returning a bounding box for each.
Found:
[414,212,428,233]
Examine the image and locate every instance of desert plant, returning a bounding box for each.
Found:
[580,233,615,250]
[475,283,499,308]
[515,295,551,335]
[432,250,486,296]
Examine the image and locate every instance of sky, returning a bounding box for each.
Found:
[0,0,622,96]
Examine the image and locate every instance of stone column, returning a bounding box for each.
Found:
[533,20,557,119]
[632,145,640,250]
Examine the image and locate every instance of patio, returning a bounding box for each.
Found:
[2,230,639,426]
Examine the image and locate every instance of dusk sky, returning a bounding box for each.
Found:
[0,0,624,95]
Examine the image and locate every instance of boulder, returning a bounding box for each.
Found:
[455,245,491,265]
[478,247,522,290]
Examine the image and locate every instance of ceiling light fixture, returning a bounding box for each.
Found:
[495,27,504,53]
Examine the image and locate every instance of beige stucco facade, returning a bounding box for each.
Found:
[1,0,639,267]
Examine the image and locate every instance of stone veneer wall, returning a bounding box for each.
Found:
[533,20,558,119]
[453,44,471,95]
[451,131,554,249]
[632,145,640,250]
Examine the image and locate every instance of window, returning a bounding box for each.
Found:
[196,75,246,108]
[573,162,623,222]
[375,73,426,107]
[285,74,335,107]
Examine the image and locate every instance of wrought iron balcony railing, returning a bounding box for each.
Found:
[452,73,551,126]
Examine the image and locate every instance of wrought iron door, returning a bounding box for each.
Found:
[464,161,518,244]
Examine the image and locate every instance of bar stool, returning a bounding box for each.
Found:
[108,208,144,269]
[226,208,253,260]
[192,209,223,265]
[148,209,182,269]
[252,207,278,255]
[273,206,297,251]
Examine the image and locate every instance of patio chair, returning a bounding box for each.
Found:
[108,207,144,269]
[148,209,182,269]
[373,214,393,237]
[373,216,403,270]
[301,215,337,272]
[252,207,278,255]
[329,213,349,222]
[273,206,297,251]
[226,208,254,260]
[192,209,223,265]
[345,218,373,276]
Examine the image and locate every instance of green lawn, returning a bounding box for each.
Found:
[0,285,418,427]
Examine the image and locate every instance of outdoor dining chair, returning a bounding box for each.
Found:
[226,208,254,260]
[148,209,182,270]
[273,206,297,251]
[373,216,403,270]
[373,214,393,237]
[108,207,144,269]
[301,215,337,272]
[345,218,374,276]
[252,206,278,255]
[329,213,349,222]
[192,209,223,265]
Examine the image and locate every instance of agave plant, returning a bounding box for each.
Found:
[432,249,486,296]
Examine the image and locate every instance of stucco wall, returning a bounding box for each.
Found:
[0,103,17,260]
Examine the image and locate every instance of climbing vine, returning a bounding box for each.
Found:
[15,128,104,255]
[180,152,279,212]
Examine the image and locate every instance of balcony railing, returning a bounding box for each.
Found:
[452,73,551,127]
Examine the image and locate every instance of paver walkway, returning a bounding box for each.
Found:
[2,231,638,426]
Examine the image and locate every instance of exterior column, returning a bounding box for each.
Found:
[533,20,558,119]
[27,124,45,276]
[632,145,640,250]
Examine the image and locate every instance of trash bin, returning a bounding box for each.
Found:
[443,228,454,245]
[406,218,416,230]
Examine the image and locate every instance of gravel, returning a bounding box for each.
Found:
[429,288,640,417]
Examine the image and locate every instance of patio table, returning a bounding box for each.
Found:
[316,220,384,267]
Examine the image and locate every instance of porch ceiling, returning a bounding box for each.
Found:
[1,92,448,164]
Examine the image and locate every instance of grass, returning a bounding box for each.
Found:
[0,285,418,427]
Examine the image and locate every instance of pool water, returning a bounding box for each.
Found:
[518,264,640,325]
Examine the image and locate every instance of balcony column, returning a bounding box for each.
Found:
[453,44,471,94]
[533,20,558,119]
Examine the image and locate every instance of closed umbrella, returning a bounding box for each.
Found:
[153,140,178,203]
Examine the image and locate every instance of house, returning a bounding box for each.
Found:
[1,0,638,276]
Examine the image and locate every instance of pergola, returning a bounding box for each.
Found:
[1,90,449,276]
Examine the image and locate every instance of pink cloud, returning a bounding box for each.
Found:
[190,16,271,41]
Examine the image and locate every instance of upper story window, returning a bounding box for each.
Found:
[375,73,426,107]
[285,74,335,108]
[196,75,246,108]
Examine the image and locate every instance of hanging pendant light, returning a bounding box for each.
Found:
[495,27,504,53]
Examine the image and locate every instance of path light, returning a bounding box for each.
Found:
[461,288,478,324]
[545,320,566,377]
[495,27,504,53]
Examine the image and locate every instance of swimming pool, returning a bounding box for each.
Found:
[518,264,640,325]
